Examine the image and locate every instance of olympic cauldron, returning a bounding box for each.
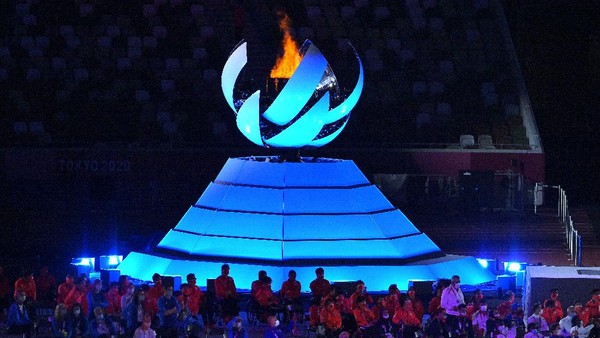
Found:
[118,39,494,291]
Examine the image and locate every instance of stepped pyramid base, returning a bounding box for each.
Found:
[119,157,494,291]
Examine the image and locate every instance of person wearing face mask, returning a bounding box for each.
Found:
[377,309,394,338]
[575,302,592,327]
[58,274,75,305]
[497,291,516,320]
[441,275,464,328]
[7,291,33,337]
[124,288,159,334]
[469,290,485,313]
[472,300,489,338]
[148,274,164,303]
[393,297,421,338]
[560,306,580,336]
[90,306,116,338]
[14,271,36,302]
[158,285,180,337]
[51,303,72,338]
[349,281,373,310]
[321,299,343,338]
[408,286,425,322]
[121,284,136,313]
[70,303,89,338]
[545,289,564,320]
[87,279,108,320]
[227,316,248,338]
[527,303,549,334]
[65,278,87,312]
[263,315,294,338]
[424,308,450,338]
[586,290,600,321]
[371,297,387,320]
[452,303,474,338]
[542,300,563,326]
[134,314,156,338]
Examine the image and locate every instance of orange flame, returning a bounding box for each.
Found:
[270,13,301,79]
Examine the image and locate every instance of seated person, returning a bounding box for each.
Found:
[393,296,421,338]
[215,264,239,323]
[134,314,156,338]
[528,303,550,334]
[320,299,343,338]
[90,306,116,338]
[70,303,90,338]
[353,297,378,336]
[255,277,280,321]
[227,316,248,338]
[349,280,373,310]
[185,273,204,317]
[424,308,450,338]
[178,307,204,338]
[280,270,302,322]
[51,303,72,338]
[7,291,33,337]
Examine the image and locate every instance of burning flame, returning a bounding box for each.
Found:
[269,13,301,79]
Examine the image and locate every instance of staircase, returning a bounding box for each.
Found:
[571,208,600,267]
[412,206,573,267]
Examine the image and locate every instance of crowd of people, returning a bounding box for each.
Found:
[4,266,600,338]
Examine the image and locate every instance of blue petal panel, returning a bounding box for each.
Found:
[264,92,330,148]
[235,90,263,146]
[221,41,247,112]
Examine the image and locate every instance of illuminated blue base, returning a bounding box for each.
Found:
[119,157,495,291]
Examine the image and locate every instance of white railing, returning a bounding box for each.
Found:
[535,183,582,266]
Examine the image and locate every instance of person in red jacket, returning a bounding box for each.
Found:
[65,278,87,310]
[105,282,122,316]
[14,271,36,302]
[544,288,564,320]
[57,274,74,305]
[251,271,267,300]
[320,299,342,338]
[429,287,443,315]
[384,284,400,314]
[393,297,421,337]
[185,273,204,316]
[255,277,279,322]
[36,266,56,301]
[586,289,600,321]
[349,280,373,310]
[147,273,164,303]
[215,264,238,322]
[309,267,331,299]
[353,297,377,336]
[280,270,302,322]
[408,286,425,322]
[354,297,377,327]
[371,297,387,321]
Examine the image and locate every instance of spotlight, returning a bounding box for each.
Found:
[504,262,523,273]
[99,255,123,270]
[71,257,95,277]
[477,258,489,269]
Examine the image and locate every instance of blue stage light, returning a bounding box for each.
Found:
[108,255,122,266]
[477,258,489,269]
[506,262,522,273]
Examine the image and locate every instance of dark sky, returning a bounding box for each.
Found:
[504,1,600,204]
